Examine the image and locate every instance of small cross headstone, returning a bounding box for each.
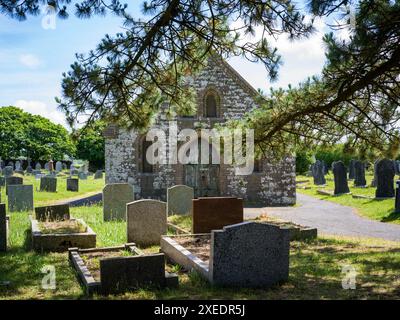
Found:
[332,161,350,195]
[375,158,395,198]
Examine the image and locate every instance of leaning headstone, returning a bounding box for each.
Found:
[332,161,350,195]
[35,204,70,221]
[348,159,356,180]
[66,178,79,192]
[167,185,194,216]
[40,176,57,192]
[395,180,400,213]
[127,199,167,246]
[5,176,23,195]
[55,161,62,172]
[35,163,42,170]
[78,172,87,180]
[103,183,135,221]
[192,197,243,233]
[8,185,34,212]
[354,161,367,187]
[94,170,103,179]
[210,222,290,288]
[375,158,395,198]
[3,166,13,177]
[311,160,326,185]
[0,204,7,252]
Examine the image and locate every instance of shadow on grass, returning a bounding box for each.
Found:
[381,210,400,223]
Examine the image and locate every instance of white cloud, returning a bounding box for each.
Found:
[19,54,42,68]
[14,99,66,126]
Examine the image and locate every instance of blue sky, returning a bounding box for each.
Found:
[0,2,334,127]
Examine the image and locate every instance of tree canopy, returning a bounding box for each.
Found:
[0,106,76,160]
[1,0,399,156]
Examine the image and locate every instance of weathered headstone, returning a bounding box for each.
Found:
[40,176,57,192]
[321,160,329,175]
[354,160,367,187]
[7,161,14,169]
[210,222,290,287]
[5,176,23,195]
[15,161,22,171]
[3,166,13,177]
[192,197,243,233]
[44,162,49,171]
[35,204,70,221]
[78,172,87,180]
[332,161,350,195]
[55,161,62,172]
[67,178,79,192]
[167,185,194,216]
[103,183,135,221]
[26,165,33,174]
[8,185,34,212]
[48,160,54,172]
[94,170,103,179]
[375,158,395,198]
[127,199,167,246]
[348,159,356,179]
[0,204,7,252]
[395,180,400,213]
[0,177,5,187]
[311,160,326,185]
[35,163,42,170]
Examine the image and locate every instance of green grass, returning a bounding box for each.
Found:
[2,172,104,208]
[297,173,400,224]
[1,205,400,299]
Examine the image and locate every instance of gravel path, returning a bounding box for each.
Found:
[244,193,400,242]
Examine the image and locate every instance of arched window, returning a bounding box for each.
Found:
[204,91,219,118]
[142,140,154,173]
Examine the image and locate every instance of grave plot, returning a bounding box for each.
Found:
[161,221,290,288]
[31,204,96,252]
[69,243,178,295]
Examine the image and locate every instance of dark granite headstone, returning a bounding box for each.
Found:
[192,197,243,233]
[5,176,23,195]
[395,180,400,213]
[40,176,57,192]
[332,161,350,195]
[354,160,367,187]
[26,166,33,174]
[311,160,326,185]
[66,178,79,192]
[375,159,395,198]
[210,222,290,287]
[348,159,355,180]
[394,160,400,175]
[8,185,34,212]
[100,253,166,294]
[0,177,5,187]
[0,204,6,252]
[35,204,70,221]
[370,160,378,187]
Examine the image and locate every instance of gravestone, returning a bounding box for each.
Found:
[0,204,7,251]
[370,160,378,187]
[167,185,194,216]
[394,160,400,175]
[55,161,62,172]
[78,172,87,180]
[62,163,67,170]
[48,160,54,172]
[44,162,49,171]
[354,160,367,187]
[332,161,350,195]
[395,180,400,213]
[40,176,57,192]
[67,178,79,192]
[35,204,70,221]
[192,197,243,233]
[348,159,355,180]
[7,161,14,169]
[100,253,167,294]
[0,177,5,187]
[35,163,42,170]
[311,160,326,185]
[5,176,23,195]
[3,166,13,177]
[127,199,167,246]
[103,183,135,221]
[70,169,79,176]
[15,161,22,171]
[8,185,34,212]
[94,170,103,179]
[375,158,395,198]
[26,165,33,174]
[321,160,329,174]
[210,222,290,288]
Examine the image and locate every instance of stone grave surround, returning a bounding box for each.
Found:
[35,204,70,221]
[127,199,167,246]
[192,197,243,233]
[8,184,34,212]
[103,183,135,221]
[0,204,7,252]
[209,222,290,287]
[167,185,194,216]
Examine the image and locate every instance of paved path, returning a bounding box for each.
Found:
[244,193,400,242]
